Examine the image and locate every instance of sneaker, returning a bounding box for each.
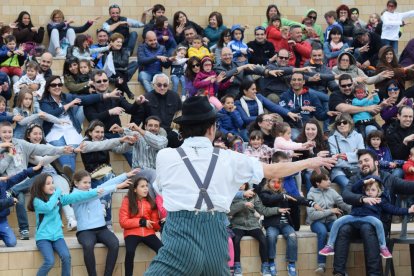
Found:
[234,262,242,276]
[181,95,186,102]
[319,245,335,256]
[315,264,326,275]
[20,229,29,240]
[67,218,77,231]
[269,262,277,276]
[287,263,297,276]
[380,247,393,259]
[261,262,271,276]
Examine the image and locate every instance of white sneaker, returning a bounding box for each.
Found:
[67,218,77,231]
[181,95,186,102]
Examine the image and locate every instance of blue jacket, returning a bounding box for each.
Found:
[235,94,289,126]
[279,88,328,129]
[39,93,103,135]
[137,43,171,74]
[0,167,35,220]
[72,173,127,232]
[217,109,243,136]
[34,188,98,241]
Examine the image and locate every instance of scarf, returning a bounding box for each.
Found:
[240,95,264,117]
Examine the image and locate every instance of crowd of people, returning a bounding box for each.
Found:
[1,1,414,276]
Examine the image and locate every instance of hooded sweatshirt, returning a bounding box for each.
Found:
[227,25,249,61]
[305,9,324,43]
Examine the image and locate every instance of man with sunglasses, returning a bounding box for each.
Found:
[246,26,276,66]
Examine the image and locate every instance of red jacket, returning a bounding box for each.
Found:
[288,40,312,67]
[119,197,160,238]
[266,26,289,52]
[403,159,414,181]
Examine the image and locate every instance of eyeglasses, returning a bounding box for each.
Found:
[156,83,169,88]
[49,83,63,88]
[388,87,399,92]
[336,120,349,126]
[192,64,200,68]
[95,79,109,84]
[340,83,353,88]
[308,16,317,20]
[278,56,289,60]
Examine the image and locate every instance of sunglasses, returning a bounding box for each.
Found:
[255,26,266,32]
[49,83,63,88]
[278,56,289,60]
[336,120,349,126]
[308,16,317,20]
[388,87,399,92]
[340,83,353,88]
[95,79,109,84]
[156,83,169,88]
[109,4,120,9]
[192,64,200,68]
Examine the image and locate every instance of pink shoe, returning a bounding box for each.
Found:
[319,245,335,256]
[380,247,393,259]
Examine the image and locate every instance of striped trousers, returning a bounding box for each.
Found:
[145,210,230,276]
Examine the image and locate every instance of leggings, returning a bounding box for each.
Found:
[232,228,268,263]
[124,234,162,276]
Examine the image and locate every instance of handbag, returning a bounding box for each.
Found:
[90,164,113,180]
[334,135,359,178]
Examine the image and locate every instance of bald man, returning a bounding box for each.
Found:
[137,31,172,93]
[37,52,53,79]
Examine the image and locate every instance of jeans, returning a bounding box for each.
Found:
[0,219,16,247]
[266,224,297,262]
[328,215,386,248]
[127,61,138,82]
[48,28,76,56]
[91,173,115,223]
[11,177,35,231]
[332,174,349,192]
[36,238,71,276]
[333,222,382,276]
[171,75,186,95]
[138,71,157,93]
[381,39,398,54]
[77,227,119,276]
[232,228,268,263]
[311,220,334,264]
[303,170,313,194]
[104,132,132,166]
[49,136,78,172]
[124,31,138,55]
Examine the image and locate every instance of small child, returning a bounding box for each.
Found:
[153,16,177,57]
[366,13,381,33]
[0,26,13,47]
[351,85,381,137]
[244,130,274,164]
[366,130,404,178]
[119,177,162,276]
[188,35,211,60]
[273,122,315,160]
[307,169,351,274]
[319,175,414,259]
[228,25,251,63]
[78,59,92,83]
[13,89,64,139]
[403,147,414,181]
[0,96,22,123]
[217,94,243,140]
[266,15,288,52]
[13,61,46,102]
[193,56,229,110]
[27,173,102,276]
[71,34,109,63]
[0,35,27,83]
[170,46,188,99]
[259,177,320,276]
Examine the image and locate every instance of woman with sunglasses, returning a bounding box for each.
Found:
[184,56,202,97]
[63,57,91,94]
[381,0,414,54]
[39,76,120,174]
[204,12,227,49]
[328,113,365,191]
[375,45,414,99]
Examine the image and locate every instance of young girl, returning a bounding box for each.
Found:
[170,46,188,99]
[71,34,109,63]
[319,175,414,259]
[13,90,64,139]
[244,130,274,164]
[153,15,177,57]
[259,177,320,276]
[71,168,138,276]
[119,177,162,276]
[273,122,315,161]
[366,130,404,178]
[266,15,288,52]
[352,85,381,137]
[0,35,27,83]
[323,26,352,68]
[78,59,92,83]
[230,183,280,276]
[193,56,229,110]
[366,13,381,33]
[27,173,102,276]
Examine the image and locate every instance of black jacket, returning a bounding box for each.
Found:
[386,121,414,160]
[246,40,275,65]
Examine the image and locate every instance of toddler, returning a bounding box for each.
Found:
[71,34,109,63]
[403,147,414,181]
[217,94,243,140]
[188,35,211,60]
[244,130,274,164]
[228,24,251,63]
[351,85,381,137]
[170,46,188,99]
[13,61,46,106]
[78,59,92,83]
[0,35,27,83]
[153,16,177,57]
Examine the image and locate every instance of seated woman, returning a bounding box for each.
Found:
[13,11,45,56]
[323,26,352,68]
[328,113,365,191]
[172,11,204,45]
[47,9,98,57]
[39,75,120,173]
[204,11,227,49]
